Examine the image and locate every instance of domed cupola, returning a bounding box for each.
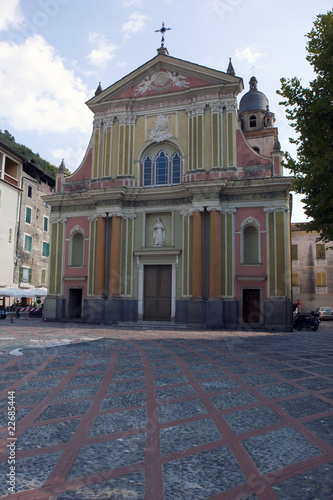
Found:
[239,76,269,115]
[238,76,278,157]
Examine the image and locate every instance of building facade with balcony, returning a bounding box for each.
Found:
[43,46,293,330]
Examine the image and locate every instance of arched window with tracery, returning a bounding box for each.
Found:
[143,155,153,187]
[155,151,169,186]
[171,152,181,185]
[141,145,182,187]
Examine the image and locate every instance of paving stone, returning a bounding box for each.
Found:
[18,378,62,390]
[223,406,283,434]
[101,392,146,411]
[307,365,333,375]
[112,370,145,381]
[107,380,146,394]
[55,386,99,401]
[0,407,31,428]
[151,365,182,376]
[297,377,333,391]
[88,408,147,436]
[256,383,304,399]
[200,378,241,393]
[15,390,50,406]
[242,427,322,475]
[158,399,208,424]
[56,471,145,499]
[279,369,312,379]
[36,400,92,421]
[271,462,333,499]
[305,415,333,446]
[155,384,196,402]
[68,374,105,386]
[154,375,189,387]
[193,369,227,381]
[0,451,62,495]
[68,434,146,481]
[240,374,278,386]
[210,391,259,410]
[160,418,222,455]
[277,395,333,418]
[163,446,246,499]
[17,420,81,450]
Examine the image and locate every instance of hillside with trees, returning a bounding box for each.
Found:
[0,129,58,178]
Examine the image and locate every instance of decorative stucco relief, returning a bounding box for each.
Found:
[134,70,190,95]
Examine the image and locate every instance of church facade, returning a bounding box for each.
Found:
[43,47,293,331]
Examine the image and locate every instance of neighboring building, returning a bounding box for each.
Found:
[0,141,55,307]
[44,44,293,330]
[291,223,333,312]
[0,143,22,295]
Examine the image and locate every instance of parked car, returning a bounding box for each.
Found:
[315,307,333,320]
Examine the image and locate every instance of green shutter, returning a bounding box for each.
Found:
[19,267,23,282]
[29,236,32,252]
[41,269,46,284]
[28,268,32,283]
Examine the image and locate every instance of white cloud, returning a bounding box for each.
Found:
[0,35,91,134]
[122,12,148,41]
[121,0,142,6]
[87,32,117,67]
[0,0,23,31]
[235,47,262,64]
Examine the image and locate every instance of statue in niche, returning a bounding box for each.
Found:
[153,218,166,246]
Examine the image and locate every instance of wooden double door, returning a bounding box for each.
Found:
[144,265,171,321]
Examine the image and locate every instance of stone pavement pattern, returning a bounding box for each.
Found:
[0,320,332,499]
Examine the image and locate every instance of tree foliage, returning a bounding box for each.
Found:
[0,129,58,178]
[278,10,333,242]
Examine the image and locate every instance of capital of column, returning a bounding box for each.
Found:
[186,103,206,117]
[118,113,137,125]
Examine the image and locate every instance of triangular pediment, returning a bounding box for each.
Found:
[87,53,243,111]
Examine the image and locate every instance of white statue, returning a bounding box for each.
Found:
[153,218,165,246]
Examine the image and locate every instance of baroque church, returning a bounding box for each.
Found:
[44,35,293,331]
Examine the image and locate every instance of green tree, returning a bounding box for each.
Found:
[278,10,333,242]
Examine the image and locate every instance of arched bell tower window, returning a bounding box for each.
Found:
[249,115,257,128]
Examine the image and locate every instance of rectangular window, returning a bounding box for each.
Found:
[27,185,32,198]
[43,216,48,232]
[316,244,326,260]
[291,273,299,286]
[9,228,12,243]
[24,234,32,252]
[25,206,32,224]
[42,241,49,257]
[41,269,46,284]
[316,272,327,286]
[19,267,32,283]
[291,244,298,260]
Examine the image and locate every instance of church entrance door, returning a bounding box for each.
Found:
[68,288,82,319]
[144,265,172,321]
[243,288,261,324]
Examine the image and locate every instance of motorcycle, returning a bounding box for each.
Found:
[293,311,320,331]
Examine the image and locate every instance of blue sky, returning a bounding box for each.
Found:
[0,0,331,221]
